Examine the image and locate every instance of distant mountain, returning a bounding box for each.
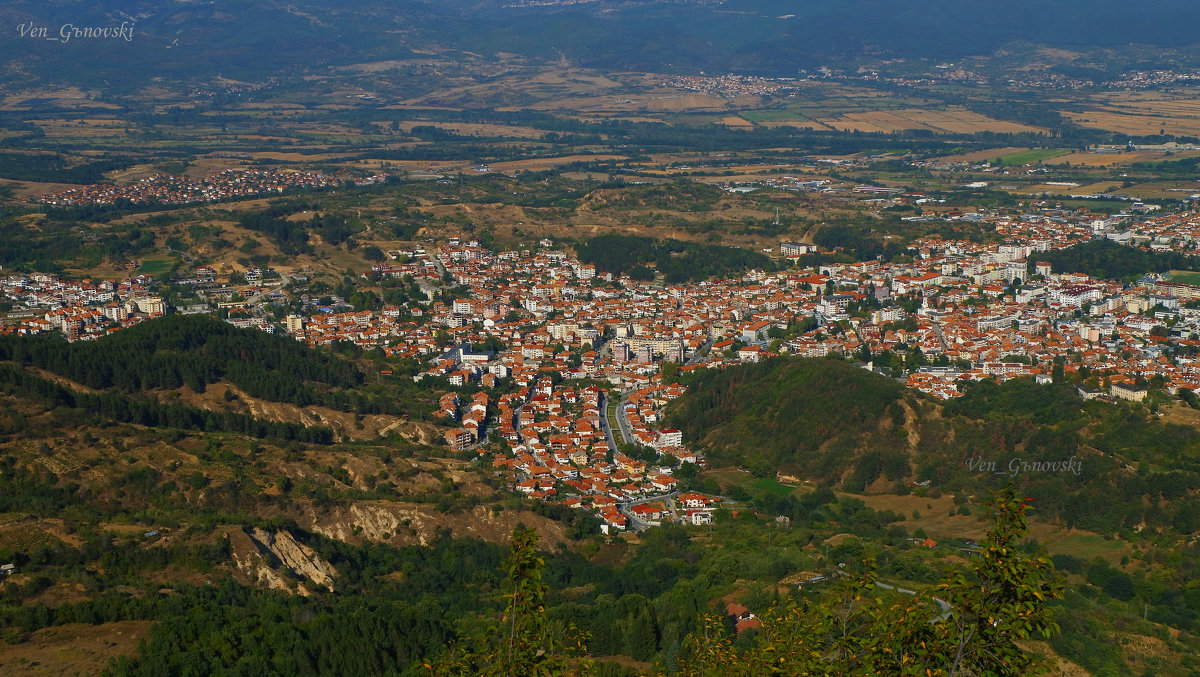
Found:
[4,0,1200,89]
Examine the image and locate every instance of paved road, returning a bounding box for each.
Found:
[613,393,634,446]
[598,391,619,455]
[928,317,949,353]
[685,337,713,366]
[617,490,679,532]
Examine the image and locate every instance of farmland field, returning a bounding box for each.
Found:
[997,148,1074,165]
[1064,107,1200,137]
[818,107,1043,135]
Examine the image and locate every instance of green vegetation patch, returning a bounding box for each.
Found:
[1169,270,1200,285]
[1038,238,1200,281]
[666,357,908,480]
[136,258,176,276]
[996,148,1072,165]
[574,233,773,283]
[741,109,812,123]
[750,477,799,497]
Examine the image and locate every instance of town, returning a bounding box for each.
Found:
[38,168,390,207]
[8,192,1200,531]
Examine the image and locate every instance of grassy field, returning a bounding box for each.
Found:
[137,257,176,276]
[741,109,813,123]
[997,148,1074,165]
[751,477,799,497]
[1169,270,1200,285]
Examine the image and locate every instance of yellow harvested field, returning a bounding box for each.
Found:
[720,116,754,129]
[1065,106,1200,137]
[819,108,1043,135]
[819,111,935,134]
[901,109,1043,134]
[1044,151,1168,167]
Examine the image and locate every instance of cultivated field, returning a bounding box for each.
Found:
[1044,150,1157,167]
[818,107,1043,135]
[1065,96,1200,136]
[719,116,755,129]
[996,148,1074,165]
[932,147,1031,163]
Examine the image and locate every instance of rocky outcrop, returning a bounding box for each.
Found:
[229,528,337,596]
[308,501,568,548]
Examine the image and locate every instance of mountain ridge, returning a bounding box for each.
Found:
[5,1,1200,88]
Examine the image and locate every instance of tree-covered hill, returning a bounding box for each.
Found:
[574,233,773,283]
[667,356,909,480]
[0,315,424,416]
[1036,238,1200,282]
[668,357,1200,537]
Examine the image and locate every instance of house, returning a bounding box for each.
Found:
[655,429,683,449]
[679,492,717,509]
[741,321,771,343]
[738,345,763,363]
[724,602,761,633]
[631,504,664,521]
[444,428,476,452]
[1110,383,1147,402]
[780,242,815,257]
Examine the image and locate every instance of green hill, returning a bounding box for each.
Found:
[0,315,421,416]
[668,356,909,483]
[668,357,1200,537]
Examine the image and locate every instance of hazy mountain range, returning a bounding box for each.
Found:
[3,0,1200,88]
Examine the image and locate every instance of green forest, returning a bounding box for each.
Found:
[574,234,773,283]
[0,315,429,417]
[1037,238,1200,282]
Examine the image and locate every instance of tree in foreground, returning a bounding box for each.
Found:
[675,486,1062,676]
[431,526,592,676]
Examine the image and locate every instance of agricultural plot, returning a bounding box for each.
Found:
[1065,102,1200,137]
[931,147,1030,163]
[818,107,1043,135]
[996,148,1073,165]
[741,109,833,130]
[1043,151,1152,167]
[391,121,549,139]
[719,116,755,129]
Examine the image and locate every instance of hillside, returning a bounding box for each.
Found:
[667,356,909,482]
[667,357,1200,537]
[0,323,1197,673]
[0,315,428,420]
